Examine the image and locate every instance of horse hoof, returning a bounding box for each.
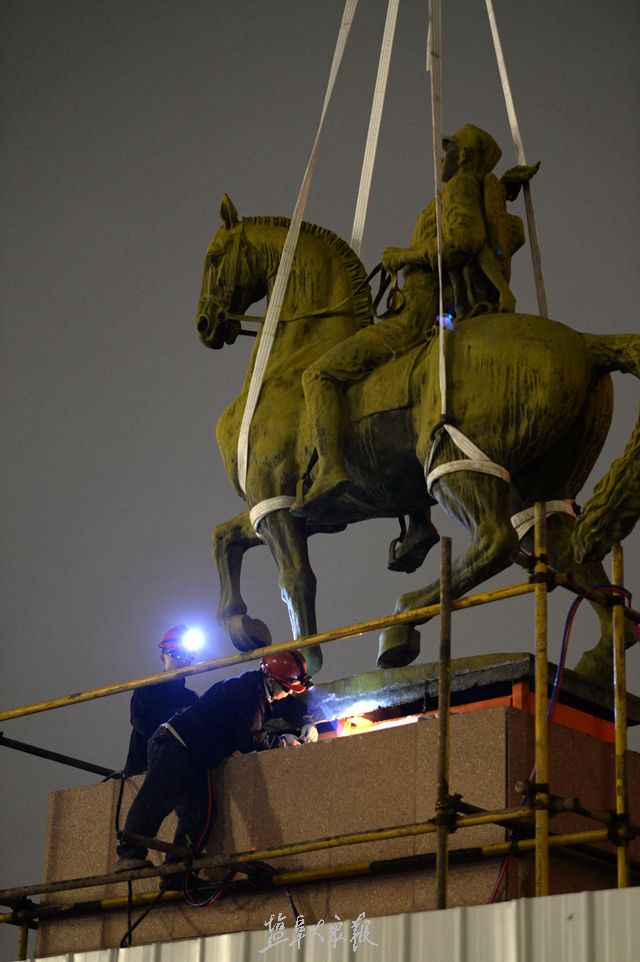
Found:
[228,615,272,652]
[377,625,421,668]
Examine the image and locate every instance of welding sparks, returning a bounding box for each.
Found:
[338,714,420,737]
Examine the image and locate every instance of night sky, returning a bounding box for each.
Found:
[1,2,638,959]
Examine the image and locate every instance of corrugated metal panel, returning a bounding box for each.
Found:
[26,888,640,962]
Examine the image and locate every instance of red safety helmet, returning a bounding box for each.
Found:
[261,650,312,693]
[159,625,189,654]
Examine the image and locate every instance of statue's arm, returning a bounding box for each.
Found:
[500,160,541,202]
[381,242,430,272]
[381,201,436,273]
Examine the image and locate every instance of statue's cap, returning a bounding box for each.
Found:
[443,124,502,176]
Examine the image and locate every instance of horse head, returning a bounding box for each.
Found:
[196,195,266,350]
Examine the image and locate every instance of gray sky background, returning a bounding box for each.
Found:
[1,2,639,958]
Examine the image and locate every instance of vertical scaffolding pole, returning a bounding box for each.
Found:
[612,542,630,887]
[436,537,452,909]
[17,923,28,961]
[533,503,550,896]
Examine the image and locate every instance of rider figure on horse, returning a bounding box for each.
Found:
[291,124,538,529]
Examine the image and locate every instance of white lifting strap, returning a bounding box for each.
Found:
[484,0,548,318]
[350,0,400,257]
[427,0,448,417]
[510,500,575,541]
[249,496,296,540]
[237,0,359,493]
[425,423,511,497]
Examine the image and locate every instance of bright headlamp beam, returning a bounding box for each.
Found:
[181,628,205,652]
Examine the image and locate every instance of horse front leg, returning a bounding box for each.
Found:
[213,511,272,652]
[257,510,322,675]
[378,475,518,668]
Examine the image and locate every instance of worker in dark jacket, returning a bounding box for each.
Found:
[123,625,200,776]
[115,650,316,877]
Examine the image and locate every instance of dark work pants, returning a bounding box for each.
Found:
[117,727,212,862]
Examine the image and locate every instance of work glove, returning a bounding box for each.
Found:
[299,723,319,743]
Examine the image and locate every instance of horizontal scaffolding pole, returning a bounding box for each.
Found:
[550,568,640,625]
[0,581,535,723]
[3,800,636,906]
[0,816,445,902]
[0,849,502,927]
[0,732,116,778]
[3,567,638,726]
[119,807,535,861]
[4,830,639,929]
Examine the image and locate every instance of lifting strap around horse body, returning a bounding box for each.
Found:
[424,0,544,496]
[510,500,575,541]
[425,422,511,497]
[425,1,511,495]
[427,427,575,543]
[249,496,296,540]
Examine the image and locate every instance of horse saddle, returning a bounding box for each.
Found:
[347,341,426,422]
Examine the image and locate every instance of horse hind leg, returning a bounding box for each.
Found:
[213,511,272,652]
[379,474,518,668]
[512,370,636,685]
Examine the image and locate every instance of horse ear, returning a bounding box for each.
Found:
[220,194,239,229]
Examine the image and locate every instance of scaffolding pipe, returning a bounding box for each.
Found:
[612,542,630,887]
[550,568,640,625]
[2,566,636,728]
[543,791,620,828]
[121,804,539,861]
[0,581,536,723]
[0,807,530,904]
[5,828,632,931]
[0,530,635,919]
[5,800,632,906]
[436,536,452,909]
[485,827,609,856]
[0,819,443,903]
[0,849,523,929]
[534,502,550,896]
[0,732,116,778]
[16,923,28,961]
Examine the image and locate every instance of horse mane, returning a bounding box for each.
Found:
[243,215,372,327]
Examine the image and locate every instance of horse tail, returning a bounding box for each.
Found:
[571,333,640,563]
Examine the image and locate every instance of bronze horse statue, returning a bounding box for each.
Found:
[196,195,639,682]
